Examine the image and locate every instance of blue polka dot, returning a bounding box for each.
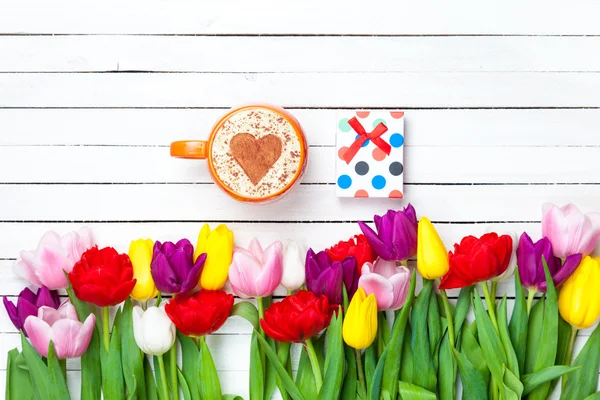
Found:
[337,175,352,189]
[372,175,386,190]
[356,134,370,147]
[390,133,404,148]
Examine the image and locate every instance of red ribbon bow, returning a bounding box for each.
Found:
[342,117,391,164]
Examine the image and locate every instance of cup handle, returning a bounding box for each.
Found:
[170,140,208,159]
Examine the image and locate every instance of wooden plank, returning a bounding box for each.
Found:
[1,1,599,35]
[1,145,599,184]
[2,108,600,147]
[1,72,599,108]
[0,184,596,222]
[2,36,600,73]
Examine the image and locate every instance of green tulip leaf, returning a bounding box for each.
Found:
[522,365,581,395]
[121,299,146,400]
[452,348,489,400]
[397,381,437,400]
[101,310,125,400]
[199,337,223,400]
[525,296,545,374]
[46,341,71,399]
[438,329,456,400]
[125,375,137,400]
[364,344,377,395]
[65,274,102,400]
[460,325,490,386]
[20,332,63,400]
[561,322,600,400]
[177,368,192,400]
[275,342,292,400]
[319,310,344,400]
[551,315,574,392]
[369,349,388,400]
[454,286,473,335]
[177,332,200,400]
[223,396,244,400]
[529,259,559,400]
[6,348,33,400]
[295,342,317,399]
[153,356,168,400]
[341,343,357,399]
[263,336,278,400]
[411,278,437,393]
[497,296,520,378]
[399,323,414,384]
[231,301,259,331]
[427,292,442,362]
[255,330,306,400]
[502,365,523,400]
[381,270,417,398]
[472,290,507,399]
[584,393,600,400]
[508,269,528,374]
[144,356,158,400]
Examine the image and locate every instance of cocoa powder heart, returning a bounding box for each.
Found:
[229,133,283,185]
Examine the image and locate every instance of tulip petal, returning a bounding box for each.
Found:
[358,221,393,260]
[248,238,264,263]
[52,319,86,359]
[340,257,358,298]
[255,241,283,297]
[180,254,204,294]
[549,253,583,289]
[16,297,39,332]
[24,316,52,357]
[371,258,398,279]
[151,252,180,294]
[33,245,71,289]
[13,257,43,288]
[3,297,19,330]
[194,224,211,261]
[72,314,96,357]
[229,251,262,297]
[388,268,411,310]
[358,272,394,310]
[542,204,570,258]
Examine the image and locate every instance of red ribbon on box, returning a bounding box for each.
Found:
[343,117,391,164]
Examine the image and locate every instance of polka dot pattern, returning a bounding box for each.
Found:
[372,175,386,190]
[356,135,370,148]
[373,118,387,128]
[356,111,370,118]
[355,190,369,198]
[372,147,387,161]
[389,190,403,198]
[390,133,404,148]
[338,146,349,160]
[389,162,404,176]
[355,161,369,176]
[337,175,352,189]
[338,118,352,133]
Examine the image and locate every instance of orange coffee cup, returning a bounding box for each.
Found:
[171,104,308,203]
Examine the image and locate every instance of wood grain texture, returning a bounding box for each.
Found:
[1,1,599,398]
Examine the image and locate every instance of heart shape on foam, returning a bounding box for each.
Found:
[229,133,283,185]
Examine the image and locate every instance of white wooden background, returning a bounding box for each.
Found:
[1,1,600,398]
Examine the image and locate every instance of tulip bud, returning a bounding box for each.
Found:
[281,240,306,292]
[132,305,176,356]
[229,238,283,298]
[342,287,377,349]
[490,232,518,283]
[195,224,234,291]
[416,217,449,280]
[558,256,600,329]
[129,239,159,302]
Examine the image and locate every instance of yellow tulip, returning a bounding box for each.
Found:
[194,224,234,290]
[128,239,159,302]
[342,287,378,349]
[417,217,450,280]
[558,256,600,329]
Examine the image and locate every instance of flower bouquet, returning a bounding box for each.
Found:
[4,204,600,400]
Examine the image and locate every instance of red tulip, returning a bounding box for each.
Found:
[68,246,136,307]
[439,233,513,290]
[165,290,234,337]
[260,290,336,343]
[326,234,377,271]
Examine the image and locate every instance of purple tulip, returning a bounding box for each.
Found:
[517,232,582,292]
[358,205,418,262]
[3,286,60,336]
[305,249,358,305]
[150,239,206,295]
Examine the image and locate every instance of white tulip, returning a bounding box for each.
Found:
[281,240,306,292]
[132,305,176,356]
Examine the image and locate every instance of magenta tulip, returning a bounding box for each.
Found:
[358,258,411,311]
[542,203,600,259]
[13,228,95,290]
[228,238,283,298]
[24,300,95,359]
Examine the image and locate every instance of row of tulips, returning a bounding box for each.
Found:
[4,203,600,400]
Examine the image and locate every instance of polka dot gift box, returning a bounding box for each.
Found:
[336,111,404,198]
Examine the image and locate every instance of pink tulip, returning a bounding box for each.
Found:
[542,203,600,259]
[358,258,411,311]
[24,300,95,359]
[13,228,95,290]
[228,238,283,298]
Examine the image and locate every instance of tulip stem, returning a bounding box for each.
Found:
[480,283,499,332]
[256,297,265,337]
[526,290,536,315]
[157,354,170,400]
[440,288,455,349]
[354,349,368,400]
[169,342,178,397]
[102,306,110,352]
[59,358,67,378]
[562,326,579,390]
[490,281,498,307]
[305,338,323,392]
